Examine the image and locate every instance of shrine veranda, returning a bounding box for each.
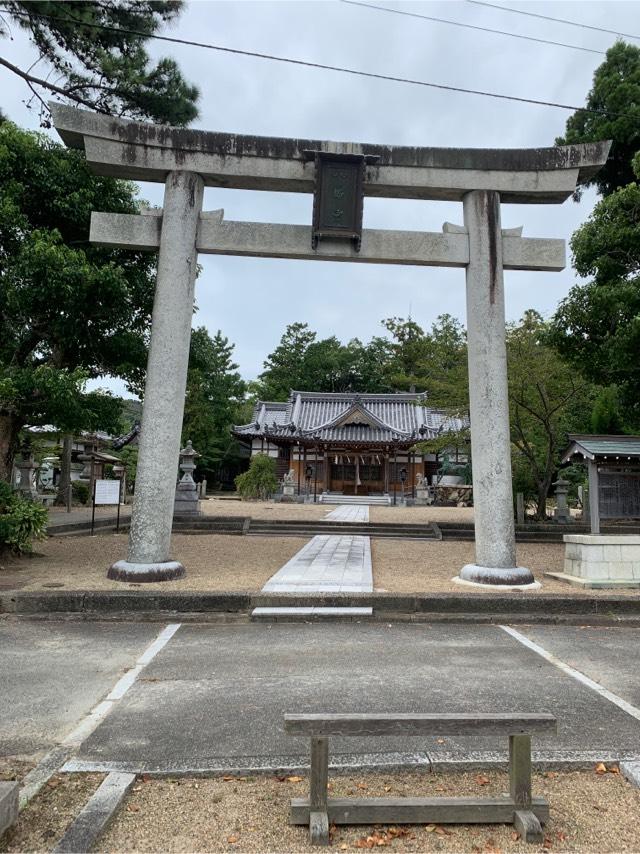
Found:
[50,103,610,587]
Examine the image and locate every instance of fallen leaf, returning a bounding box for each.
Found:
[141,774,151,783]
[511,832,520,841]
[556,831,568,841]
[383,786,392,792]
[608,765,620,774]
[594,762,607,775]
[543,836,553,850]
[435,826,453,836]
[287,775,304,783]
[424,824,437,833]
[222,775,235,782]
[475,774,490,786]
[126,804,140,813]
[544,771,559,779]
[227,835,239,844]
[436,738,445,744]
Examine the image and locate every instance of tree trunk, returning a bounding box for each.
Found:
[0,413,22,483]
[535,471,554,520]
[55,434,73,512]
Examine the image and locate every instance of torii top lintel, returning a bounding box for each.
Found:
[50,104,610,205]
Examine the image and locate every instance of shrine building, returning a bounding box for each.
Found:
[233,391,466,498]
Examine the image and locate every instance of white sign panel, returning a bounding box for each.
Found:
[94,479,120,505]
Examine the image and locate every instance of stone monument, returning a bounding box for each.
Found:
[415,473,433,506]
[282,468,296,498]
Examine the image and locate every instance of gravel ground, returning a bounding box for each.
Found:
[0,534,306,592]
[373,540,596,596]
[93,768,640,853]
[199,500,477,526]
[0,773,104,854]
[2,533,639,597]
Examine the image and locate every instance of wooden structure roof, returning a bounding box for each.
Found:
[562,434,640,464]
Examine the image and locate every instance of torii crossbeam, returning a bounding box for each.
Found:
[50,103,610,587]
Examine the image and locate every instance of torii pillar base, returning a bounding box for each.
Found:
[454,564,540,591]
[108,560,185,583]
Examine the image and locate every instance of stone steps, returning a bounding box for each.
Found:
[319,494,391,506]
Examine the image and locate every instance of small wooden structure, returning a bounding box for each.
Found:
[285,712,556,845]
[562,434,640,534]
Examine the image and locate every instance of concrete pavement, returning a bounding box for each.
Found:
[3,619,640,776]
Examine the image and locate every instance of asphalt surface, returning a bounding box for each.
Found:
[0,620,157,756]
[3,619,640,772]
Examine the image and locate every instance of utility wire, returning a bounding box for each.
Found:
[0,4,637,120]
[467,0,640,43]
[341,0,604,55]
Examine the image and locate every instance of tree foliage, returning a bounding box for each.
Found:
[182,327,246,485]
[257,322,392,399]
[507,311,595,519]
[556,41,640,197]
[1,1,199,125]
[0,122,156,478]
[549,156,640,425]
[235,453,278,500]
[0,480,48,554]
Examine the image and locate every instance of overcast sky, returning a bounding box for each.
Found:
[2,0,638,397]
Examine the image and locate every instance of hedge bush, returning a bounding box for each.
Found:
[235,454,279,500]
[0,482,48,555]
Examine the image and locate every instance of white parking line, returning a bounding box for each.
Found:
[500,625,640,723]
[19,622,181,809]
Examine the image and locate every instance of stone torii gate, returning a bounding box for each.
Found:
[50,104,609,587]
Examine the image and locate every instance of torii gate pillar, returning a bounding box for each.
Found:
[109,171,203,582]
[459,190,533,586]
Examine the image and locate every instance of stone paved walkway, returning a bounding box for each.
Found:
[252,534,373,618]
[323,505,369,523]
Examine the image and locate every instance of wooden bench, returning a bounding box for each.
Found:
[284,712,557,846]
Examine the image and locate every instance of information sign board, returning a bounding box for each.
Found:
[94,479,121,505]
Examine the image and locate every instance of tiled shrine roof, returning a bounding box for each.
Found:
[233,391,466,447]
[562,434,640,464]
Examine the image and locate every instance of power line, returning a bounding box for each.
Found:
[341,0,605,55]
[0,4,637,120]
[467,0,640,43]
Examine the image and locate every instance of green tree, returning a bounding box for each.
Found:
[549,155,640,424]
[382,315,469,413]
[235,453,278,500]
[551,43,640,427]
[0,122,156,479]
[507,311,595,519]
[1,1,198,125]
[556,41,640,198]
[258,322,317,400]
[182,327,246,485]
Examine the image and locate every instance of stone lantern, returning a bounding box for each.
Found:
[112,462,126,504]
[15,451,39,500]
[173,440,201,518]
[552,477,572,524]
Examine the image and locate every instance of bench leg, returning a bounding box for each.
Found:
[509,734,542,843]
[514,809,543,843]
[309,737,329,846]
